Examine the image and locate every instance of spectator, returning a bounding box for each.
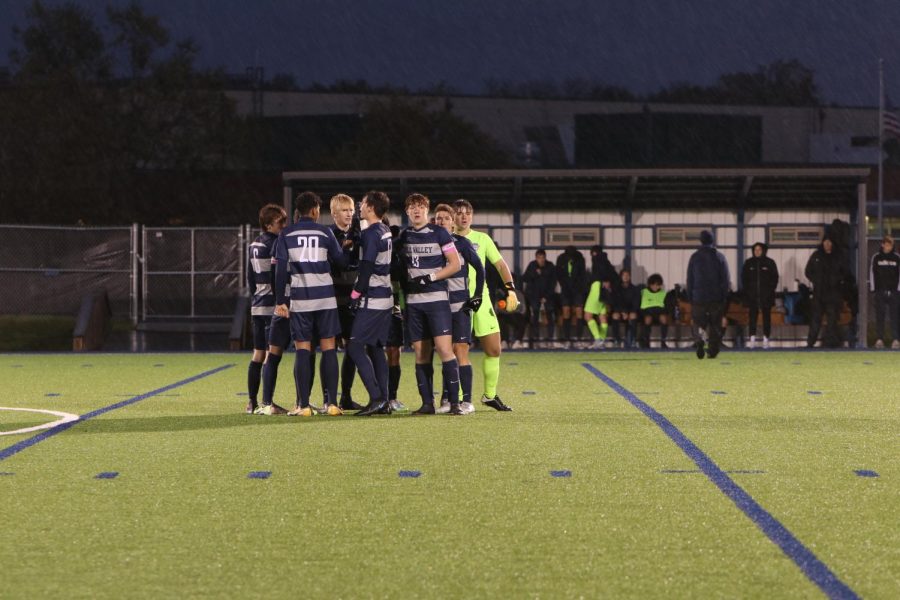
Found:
[609,268,640,348]
[556,246,587,347]
[687,230,730,359]
[804,233,850,348]
[869,235,900,349]
[522,249,558,348]
[741,242,779,349]
[639,273,669,349]
[589,245,617,283]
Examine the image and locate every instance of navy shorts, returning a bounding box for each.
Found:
[337,304,355,340]
[350,308,392,347]
[451,310,472,344]
[642,307,667,323]
[251,315,272,351]
[560,289,585,307]
[290,308,341,342]
[385,312,404,347]
[268,315,292,349]
[407,301,453,343]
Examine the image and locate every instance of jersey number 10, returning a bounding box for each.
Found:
[295,236,320,262]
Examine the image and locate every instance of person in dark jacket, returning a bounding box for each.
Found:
[687,230,730,359]
[522,248,558,348]
[804,233,850,348]
[556,246,587,346]
[589,245,617,284]
[869,235,900,348]
[741,242,779,349]
[609,268,640,348]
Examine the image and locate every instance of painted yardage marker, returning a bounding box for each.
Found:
[45,393,61,397]
[807,391,823,396]
[248,471,271,479]
[550,470,572,478]
[0,364,235,463]
[398,470,421,478]
[854,470,879,478]
[522,391,536,395]
[0,472,14,476]
[711,391,727,395]
[95,472,119,479]
[582,363,858,600]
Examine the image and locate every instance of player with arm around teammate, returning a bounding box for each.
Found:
[433,203,485,415]
[398,194,464,415]
[273,191,349,416]
[453,199,514,411]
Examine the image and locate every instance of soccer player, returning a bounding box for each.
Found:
[609,269,640,348]
[433,203,484,414]
[246,203,287,415]
[329,193,365,410]
[344,191,396,416]
[583,279,610,350]
[556,246,587,347]
[273,191,348,416]
[453,199,514,411]
[639,273,669,349]
[398,193,463,415]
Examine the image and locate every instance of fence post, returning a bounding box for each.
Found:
[131,223,139,326]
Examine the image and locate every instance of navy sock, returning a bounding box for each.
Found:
[370,346,389,403]
[442,359,460,406]
[294,350,311,408]
[348,341,380,402]
[415,363,434,406]
[459,364,473,403]
[308,352,318,399]
[247,361,263,402]
[321,349,339,406]
[388,365,401,400]
[261,353,282,405]
[574,319,585,340]
[340,351,356,402]
[660,324,668,341]
[561,320,571,341]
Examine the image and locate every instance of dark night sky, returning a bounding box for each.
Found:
[3,0,900,106]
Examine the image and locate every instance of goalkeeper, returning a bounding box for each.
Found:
[452,199,516,412]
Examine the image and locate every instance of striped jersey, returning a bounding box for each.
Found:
[358,222,393,311]
[247,231,278,316]
[274,217,347,313]
[398,224,456,305]
[331,223,359,303]
[448,234,484,313]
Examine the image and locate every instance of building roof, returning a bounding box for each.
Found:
[282,168,870,210]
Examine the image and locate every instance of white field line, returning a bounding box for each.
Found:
[0,407,80,436]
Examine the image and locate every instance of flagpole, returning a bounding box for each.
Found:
[878,58,884,239]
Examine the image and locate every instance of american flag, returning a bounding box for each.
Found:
[884,95,900,139]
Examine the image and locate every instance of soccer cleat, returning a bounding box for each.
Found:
[411,404,436,415]
[435,400,451,414]
[309,403,327,415]
[245,401,258,415]
[389,399,407,412]
[256,403,288,416]
[695,340,705,360]
[875,339,885,348]
[748,335,756,349]
[481,394,512,412]
[448,403,463,415]
[356,399,389,416]
[590,339,604,350]
[287,406,315,417]
[707,343,720,359]
[762,336,770,350]
[339,398,365,411]
[459,401,475,414]
[324,404,343,416]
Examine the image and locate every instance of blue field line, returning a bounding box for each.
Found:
[0,364,235,463]
[581,362,858,600]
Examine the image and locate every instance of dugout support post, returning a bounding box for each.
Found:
[856,182,868,347]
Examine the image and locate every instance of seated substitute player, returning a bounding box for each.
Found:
[433,203,485,415]
[453,199,515,411]
[329,193,364,411]
[583,277,611,350]
[398,193,463,415]
[609,268,640,348]
[273,191,349,417]
[246,203,287,414]
[345,191,394,416]
[639,273,669,349]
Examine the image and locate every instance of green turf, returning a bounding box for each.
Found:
[1,351,897,598]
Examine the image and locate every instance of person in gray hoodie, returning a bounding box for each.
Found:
[687,230,730,359]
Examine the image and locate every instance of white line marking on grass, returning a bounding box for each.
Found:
[0,407,80,436]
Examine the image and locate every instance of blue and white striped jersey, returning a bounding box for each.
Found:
[448,234,484,313]
[274,217,347,313]
[357,222,393,311]
[247,231,277,316]
[398,225,456,305]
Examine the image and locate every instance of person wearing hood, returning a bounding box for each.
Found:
[687,230,730,359]
[869,235,900,349]
[556,245,587,346]
[804,233,850,348]
[589,245,617,283]
[741,242,779,349]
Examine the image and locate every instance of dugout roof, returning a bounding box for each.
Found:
[281,168,870,211]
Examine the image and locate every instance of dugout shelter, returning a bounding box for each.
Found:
[282,168,870,346]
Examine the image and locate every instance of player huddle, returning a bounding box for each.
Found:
[245,191,517,417]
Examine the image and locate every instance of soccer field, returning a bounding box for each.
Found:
[1,351,897,598]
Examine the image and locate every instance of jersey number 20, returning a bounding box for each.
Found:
[295,236,320,262]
